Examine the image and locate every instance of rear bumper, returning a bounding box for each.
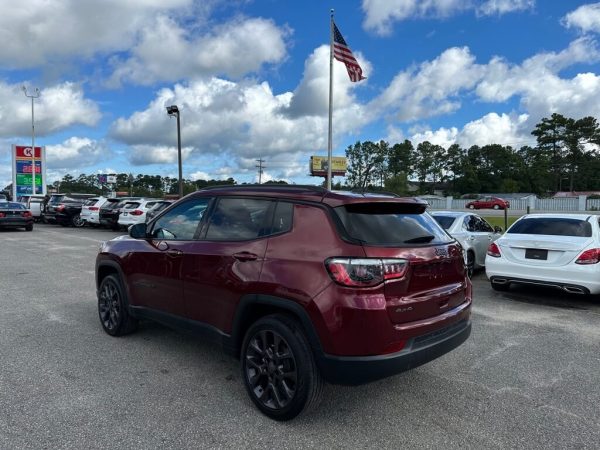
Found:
[317,319,471,385]
[486,258,600,294]
[0,218,32,228]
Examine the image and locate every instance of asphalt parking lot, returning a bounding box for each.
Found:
[1,224,600,449]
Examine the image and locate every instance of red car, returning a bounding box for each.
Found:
[465,196,510,210]
[95,185,472,420]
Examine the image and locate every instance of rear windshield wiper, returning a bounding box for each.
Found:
[404,235,435,243]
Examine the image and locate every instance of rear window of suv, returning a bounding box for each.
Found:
[507,218,592,237]
[335,203,452,246]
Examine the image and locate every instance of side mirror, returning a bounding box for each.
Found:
[129,222,148,239]
[494,225,503,234]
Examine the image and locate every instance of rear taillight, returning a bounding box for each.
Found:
[22,211,32,218]
[487,242,501,257]
[130,210,144,216]
[0,212,5,218]
[575,248,600,265]
[56,205,65,212]
[325,258,408,287]
[89,207,99,211]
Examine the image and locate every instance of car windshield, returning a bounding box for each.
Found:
[335,203,452,246]
[431,215,456,230]
[507,218,592,237]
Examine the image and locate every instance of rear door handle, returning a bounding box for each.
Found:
[233,252,258,261]
[166,249,183,258]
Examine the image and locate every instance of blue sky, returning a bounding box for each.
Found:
[2,0,600,189]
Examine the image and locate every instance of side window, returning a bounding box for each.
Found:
[465,216,477,232]
[478,218,494,232]
[271,202,293,234]
[205,198,273,240]
[151,199,210,240]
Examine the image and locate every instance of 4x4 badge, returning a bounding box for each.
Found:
[435,247,448,257]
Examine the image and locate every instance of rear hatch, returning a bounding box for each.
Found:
[499,216,593,266]
[334,203,467,325]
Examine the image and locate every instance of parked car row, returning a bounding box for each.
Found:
[23,193,176,229]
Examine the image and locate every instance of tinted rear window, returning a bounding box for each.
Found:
[432,215,456,230]
[84,198,99,206]
[335,203,451,245]
[123,202,141,209]
[0,202,25,209]
[508,218,592,237]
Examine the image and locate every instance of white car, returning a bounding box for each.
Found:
[80,197,109,226]
[118,199,163,228]
[486,213,600,295]
[431,211,502,277]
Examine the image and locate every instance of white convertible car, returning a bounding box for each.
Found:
[485,213,600,295]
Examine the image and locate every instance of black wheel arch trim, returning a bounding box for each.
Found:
[231,294,326,360]
[95,259,134,310]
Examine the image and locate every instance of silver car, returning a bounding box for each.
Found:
[431,211,503,277]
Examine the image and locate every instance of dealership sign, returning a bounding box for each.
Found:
[12,145,46,198]
[309,156,347,177]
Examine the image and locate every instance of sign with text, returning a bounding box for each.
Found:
[309,156,347,177]
[12,145,46,197]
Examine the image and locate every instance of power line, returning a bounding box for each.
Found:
[256,158,265,184]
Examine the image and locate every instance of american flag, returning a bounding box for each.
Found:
[333,22,365,82]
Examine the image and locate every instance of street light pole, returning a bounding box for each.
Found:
[166,105,183,198]
[22,86,40,196]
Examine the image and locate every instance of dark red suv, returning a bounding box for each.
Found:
[95,186,472,420]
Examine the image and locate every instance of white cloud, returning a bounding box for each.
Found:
[110,46,371,168]
[45,137,112,169]
[477,0,534,16]
[475,37,600,120]
[0,0,194,69]
[362,0,468,35]
[372,36,600,129]
[128,145,194,165]
[562,2,600,34]
[0,81,101,137]
[373,46,484,121]
[410,112,532,148]
[108,16,290,86]
[362,0,534,35]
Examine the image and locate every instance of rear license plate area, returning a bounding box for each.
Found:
[525,248,547,260]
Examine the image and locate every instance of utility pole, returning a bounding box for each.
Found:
[256,158,265,184]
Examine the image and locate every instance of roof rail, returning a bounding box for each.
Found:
[198,184,328,193]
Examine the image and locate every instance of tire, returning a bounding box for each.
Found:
[72,214,85,227]
[466,251,475,278]
[97,274,138,336]
[491,281,510,292]
[468,204,475,209]
[241,314,323,421]
[25,224,33,231]
[493,204,500,210]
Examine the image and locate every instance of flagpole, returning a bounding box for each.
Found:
[327,8,334,191]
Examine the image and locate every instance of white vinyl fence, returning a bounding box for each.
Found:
[426,195,594,212]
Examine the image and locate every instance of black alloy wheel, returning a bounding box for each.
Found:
[98,274,137,336]
[466,251,475,278]
[241,315,323,421]
[245,329,298,410]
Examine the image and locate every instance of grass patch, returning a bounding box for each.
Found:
[483,215,519,230]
